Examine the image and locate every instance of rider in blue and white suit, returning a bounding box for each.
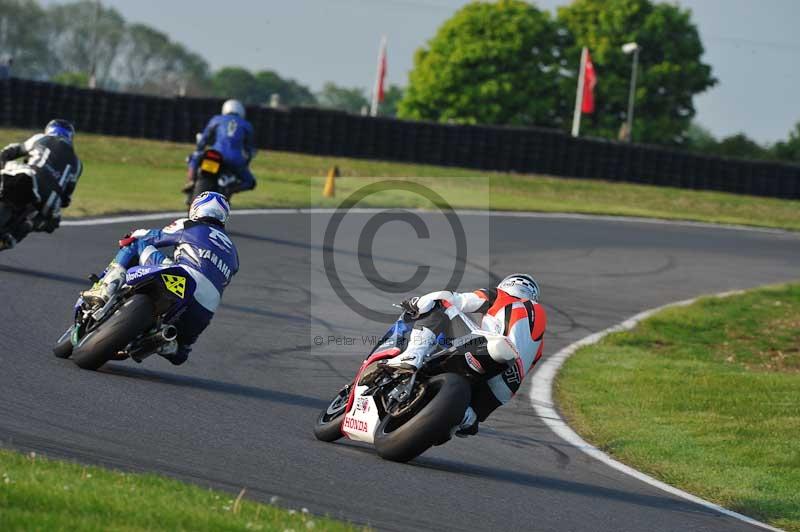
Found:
[81,192,239,365]
[188,99,256,193]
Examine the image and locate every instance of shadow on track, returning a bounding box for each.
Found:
[0,264,88,287]
[331,443,714,518]
[414,456,714,517]
[101,365,327,410]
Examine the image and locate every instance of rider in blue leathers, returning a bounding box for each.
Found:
[187,99,256,193]
[81,192,239,365]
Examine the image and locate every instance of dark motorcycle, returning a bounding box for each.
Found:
[0,164,40,252]
[313,305,517,462]
[53,263,198,371]
[185,148,238,205]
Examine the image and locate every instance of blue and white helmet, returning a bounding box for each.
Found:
[189,192,230,225]
[497,273,540,302]
[44,119,75,144]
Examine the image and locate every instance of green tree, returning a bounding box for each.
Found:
[119,24,210,96]
[316,82,369,114]
[253,70,316,106]
[398,0,567,127]
[212,67,258,102]
[713,133,769,160]
[0,0,50,79]
[210,68,315,106]
[771,122,800,163]
[46,0,126,87]
[558,0,716,145]
[380,85,404,117]
[52,71,90,88]
[685,122,718,153]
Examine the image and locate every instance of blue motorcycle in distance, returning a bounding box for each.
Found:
[53,264,198,371]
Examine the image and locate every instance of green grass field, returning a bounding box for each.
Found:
[0,449,360,531]
[555,284,800,531]
[1,128,798,230]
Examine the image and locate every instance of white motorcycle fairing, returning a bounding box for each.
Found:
[341,385,380,443]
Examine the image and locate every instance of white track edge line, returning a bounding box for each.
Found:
[62,208,793,236]
[529,290,784,532]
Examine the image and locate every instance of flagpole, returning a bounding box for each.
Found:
[571,47,587,137]
[370,36,387,117]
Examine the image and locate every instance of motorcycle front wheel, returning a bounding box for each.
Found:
[313,385,350,442]
[52,326,75,358]
[374,373,471,463]
[71,295,154,371]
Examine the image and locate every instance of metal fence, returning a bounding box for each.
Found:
[2,78,798,199]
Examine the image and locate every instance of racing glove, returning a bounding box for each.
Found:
[118,228,149,248]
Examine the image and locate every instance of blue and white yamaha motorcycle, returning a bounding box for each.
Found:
[53,264,197,370]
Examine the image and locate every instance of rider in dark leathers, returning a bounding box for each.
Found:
[0,119,82,249]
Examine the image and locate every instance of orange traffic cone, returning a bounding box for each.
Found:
[323,166,339,198]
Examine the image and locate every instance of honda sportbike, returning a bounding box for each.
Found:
[313,305,519,462]
[53,264,196,370]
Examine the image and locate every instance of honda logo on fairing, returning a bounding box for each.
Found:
[343,416,369,432]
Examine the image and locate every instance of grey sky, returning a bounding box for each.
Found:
[42,0,800,143]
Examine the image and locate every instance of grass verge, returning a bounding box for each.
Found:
[555,283,800,531]
[0,448,358,531]
[0,128,798,229]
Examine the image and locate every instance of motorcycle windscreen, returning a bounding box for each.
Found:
[341,385,380,444]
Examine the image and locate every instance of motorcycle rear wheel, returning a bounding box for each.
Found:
[191,174,218,202]
[71,295,155,371]
[374,373,471,463]
[0,201,12,230]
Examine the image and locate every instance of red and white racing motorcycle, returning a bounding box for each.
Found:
[313,304,520,462]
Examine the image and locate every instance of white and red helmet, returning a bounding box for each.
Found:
[497,273,540,302]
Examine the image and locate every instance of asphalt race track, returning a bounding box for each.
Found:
[1,211,798,531]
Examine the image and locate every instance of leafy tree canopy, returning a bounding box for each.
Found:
[399,0,567,127]
[316,83,369,114]
[557,0,716,145]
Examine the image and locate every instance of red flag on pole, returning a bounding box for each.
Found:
[371,36,387,116]
[581,49,597,114]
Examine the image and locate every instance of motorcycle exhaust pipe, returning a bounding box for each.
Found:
[161,325,178,342]
[129,325,178,360]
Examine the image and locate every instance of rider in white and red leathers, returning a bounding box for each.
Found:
[387,274,546,437]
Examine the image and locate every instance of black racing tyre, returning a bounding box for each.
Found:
[0,201,12,230]
[192,175,217,201]
[53,326,75,358]
[313,386,350,442]
[71,295,155,371]
[374,373,471,463]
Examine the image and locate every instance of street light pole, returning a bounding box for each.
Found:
[622,42,640,142]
